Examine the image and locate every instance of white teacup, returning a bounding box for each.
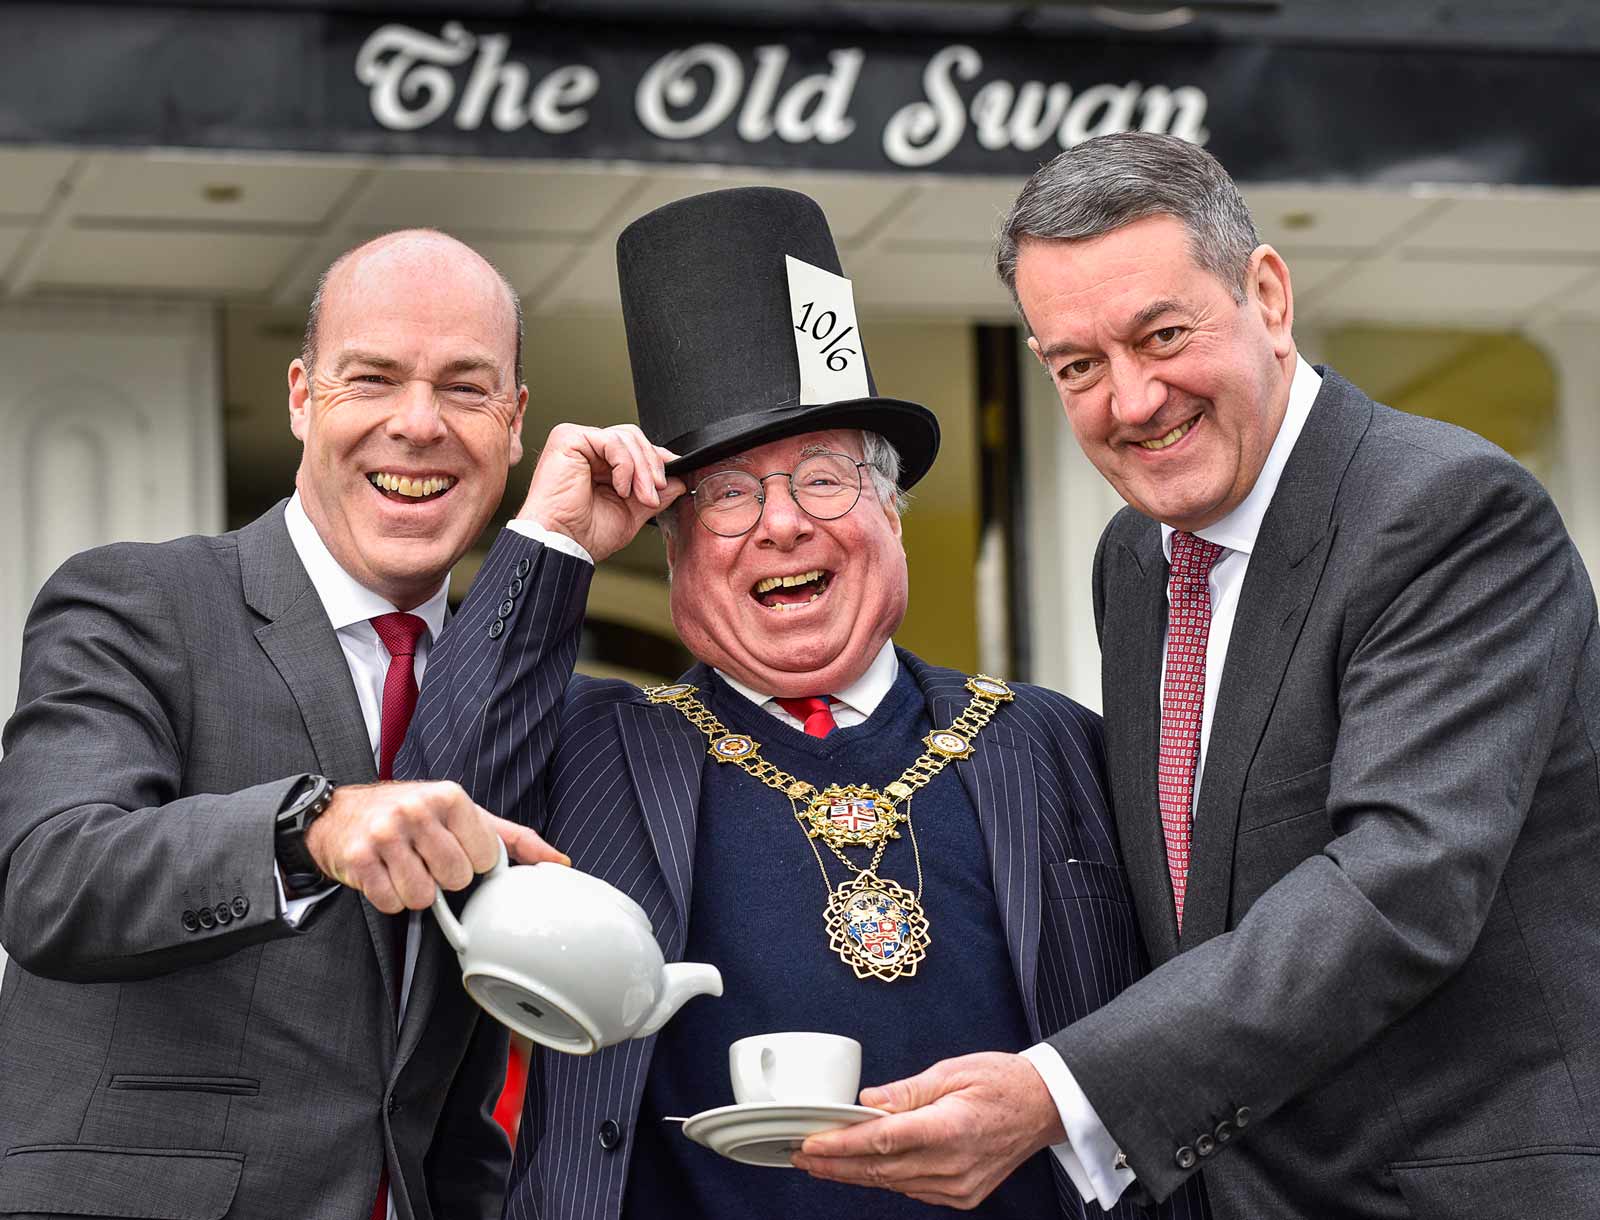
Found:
[729,1032,862,1106]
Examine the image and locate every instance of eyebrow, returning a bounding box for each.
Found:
[333,350,402,376]
[331,351,503,381]
[1035,298,1188,362]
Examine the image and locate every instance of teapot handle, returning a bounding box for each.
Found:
[431,838,510,953]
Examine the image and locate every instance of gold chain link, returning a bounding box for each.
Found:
[649,676,1011,804]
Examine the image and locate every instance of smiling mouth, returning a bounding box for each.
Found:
[367,472,457,503]
[751,568,831,611]
[1134,416,1199,451]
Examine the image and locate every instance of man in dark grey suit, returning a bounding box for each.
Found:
[0,229,566,1218]
[895,132,1596,1217]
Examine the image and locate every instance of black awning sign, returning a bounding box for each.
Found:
[354,21,1210,168]
[3,5,1597,186]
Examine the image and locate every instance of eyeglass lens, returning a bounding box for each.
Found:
[693,452,864,536]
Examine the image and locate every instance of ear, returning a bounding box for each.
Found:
[878,488,904,540]
[508,384,529,465]
[1026,335,1046,366]
[287,358,312,441]
[1250,245,1295,360]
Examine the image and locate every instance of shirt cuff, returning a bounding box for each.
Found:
[507,518,594,566]
[1020,1043,1136,1209]
[274,864,338,928]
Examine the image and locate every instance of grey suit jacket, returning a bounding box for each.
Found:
[0,503,511,1220]
[1050,369,1600,1218]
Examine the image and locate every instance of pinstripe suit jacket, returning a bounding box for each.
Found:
[408,526,1210,1220]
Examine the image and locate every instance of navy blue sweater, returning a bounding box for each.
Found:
[621,665,1058,1217]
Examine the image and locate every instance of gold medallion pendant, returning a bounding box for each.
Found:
[799,783,904,849]
[824,871,930,982]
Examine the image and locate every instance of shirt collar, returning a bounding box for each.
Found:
[1161,355,1322,563]
[716,638,900,719]
[283,492,449,641]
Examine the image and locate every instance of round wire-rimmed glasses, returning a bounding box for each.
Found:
[688,451,876,537]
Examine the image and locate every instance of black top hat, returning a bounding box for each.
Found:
[616,187,940,489]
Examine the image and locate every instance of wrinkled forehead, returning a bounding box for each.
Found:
[689,428,863,481]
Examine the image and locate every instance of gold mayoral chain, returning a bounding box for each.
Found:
[644,675,1016,982]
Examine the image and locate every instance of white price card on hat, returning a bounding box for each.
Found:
[786,255,870,406]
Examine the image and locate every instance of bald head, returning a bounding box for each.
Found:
[302,229,524,387]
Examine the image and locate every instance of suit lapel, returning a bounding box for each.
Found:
[615,665,711,959]
[1180,371,1370,946]
[239,504,396,1017]
[1103,523,1183,962]
[910,656,1044,1040]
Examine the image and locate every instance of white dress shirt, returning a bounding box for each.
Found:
[1030,356,1324,1208]
[280,493,449,1030]
[284,494,455,1220]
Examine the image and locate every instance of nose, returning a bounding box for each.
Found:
[1107,357,1168,428]
[387,381,449,446]
[753,476,812,549]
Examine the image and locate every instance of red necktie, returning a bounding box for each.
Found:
[1158,532,1224,932]
[775,695,837,738]
[367,611,428,1220]
[372,613,428,782]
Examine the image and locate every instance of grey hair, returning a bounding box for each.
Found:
[995,132,1260,320]
[657,428,908,546]
[300,228,526,386]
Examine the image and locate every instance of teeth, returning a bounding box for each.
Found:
[753,569,825,594]
[369,473,457,498]
[1136,419,1195,451]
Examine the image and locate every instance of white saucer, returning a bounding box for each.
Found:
[681,1101,888,1167]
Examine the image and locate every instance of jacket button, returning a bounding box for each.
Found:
[213,901,233,926]
[231,896,250,919]
[597,1119,622,1151]
[197,907,216,930]
[488,619,505,639]
[1214,1120,1235,1145]
[388,1096,401,1115]
[1234,1106,1252,1129]
[516,557,531,578]
[1195,1134,1216,1158]
[1175,1145,1198,1170]
[181,909,200,933]
[498,599,515,618]
[507,577,524,598]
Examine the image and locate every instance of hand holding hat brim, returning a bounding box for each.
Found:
[518,422,685,563]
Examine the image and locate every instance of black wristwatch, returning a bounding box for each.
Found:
[275,774,337,896]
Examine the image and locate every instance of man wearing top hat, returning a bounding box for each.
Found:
[404,187,1208,1219]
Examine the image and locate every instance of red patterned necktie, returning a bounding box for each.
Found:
[775,695,838,738]
[1158,532,1225,932]
[367,611,428,1220]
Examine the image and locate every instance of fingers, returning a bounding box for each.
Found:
[860,1064,948,1113]
[596,426,672,509]
[308,781,558,912]
[489,813,570,866]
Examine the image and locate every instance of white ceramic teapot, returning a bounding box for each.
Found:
[432,845,722,1055]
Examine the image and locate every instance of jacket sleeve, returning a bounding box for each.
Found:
[396,526,593,828]
[1050,449,1595,1201]
[0,544,296,982]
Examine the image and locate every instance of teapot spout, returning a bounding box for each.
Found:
[637,961,723,1038]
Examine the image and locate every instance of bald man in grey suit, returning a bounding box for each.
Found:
[0,231,566,1219]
